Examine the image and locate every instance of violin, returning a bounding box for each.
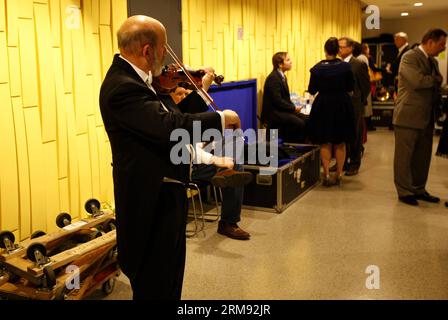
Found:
[153,63,224,95]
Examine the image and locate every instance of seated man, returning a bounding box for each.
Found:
[169,84,253,240]
[261,52,307,143]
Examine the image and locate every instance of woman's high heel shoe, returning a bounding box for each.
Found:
[323,175,332,187]
[335,174,343,186]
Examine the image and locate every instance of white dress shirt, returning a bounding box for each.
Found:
[343,54,353,63]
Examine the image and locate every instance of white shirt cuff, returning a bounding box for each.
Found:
[195,143,214,165]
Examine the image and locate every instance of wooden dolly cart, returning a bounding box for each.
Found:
[0,199,120,300]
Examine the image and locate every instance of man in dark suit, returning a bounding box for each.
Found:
[338,37,371,176]
[387,32,410,94]
[393,28,447,206]
[261,52,307,142]
[99,15,241,300]
[390,33,410,77]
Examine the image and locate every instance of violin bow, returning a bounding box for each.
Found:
[165,44,221,112]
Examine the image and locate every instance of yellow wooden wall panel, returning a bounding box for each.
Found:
[83,0,94,75]
[11,97,31,240]
[77,133,93,218]
[49,0,60,47]
[205,0,213,41]
[0,31,8,83]
[53,47,68,179]
[0,0,5,32]
[7,47,20,97]
[65,93,80,219]
[18,0,33,19]
[72,18,89,134]
[6,0,18,46]
[91,0,99,33]
[58,178,70,215]
[96,127,107,201]
[99,0,110,26]
[18,19,39,107]
[0,84,19,232]
[88,116,100,198]
[111,0,127,53]
[43,141,60,233]
[99,24,112,79]
[34,3,57,142]
[24,107,46,232]
[91,33,103,126]
[60,0,73,93]
[84,75,95,116]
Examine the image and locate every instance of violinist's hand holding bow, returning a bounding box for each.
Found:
[201,66,216,91]
[223,110,241,130]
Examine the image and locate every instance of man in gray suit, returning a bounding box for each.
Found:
[339,37,371,176]
[393,28,447,206]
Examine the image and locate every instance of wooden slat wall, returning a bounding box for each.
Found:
[182,0,362,113]
[0,0,127,240]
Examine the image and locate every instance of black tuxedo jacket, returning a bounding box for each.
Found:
[261,69,296,124]
[99,55,221,278]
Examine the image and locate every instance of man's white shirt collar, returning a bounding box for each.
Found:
[119,55,151,84]
[119,55,169,111]
[343,54,353,63]
[398,43,409,55]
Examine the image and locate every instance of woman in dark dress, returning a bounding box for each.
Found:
[308,37,355,186]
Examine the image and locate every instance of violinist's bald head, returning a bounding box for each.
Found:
[117,15,166,56]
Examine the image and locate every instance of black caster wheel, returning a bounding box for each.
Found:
[43,266,56,289]
[103,219,117,233]
[0,231,15,249]
[56,212,72,228]
[26,243,47,263]
[85,198,101,215]
[30,230,46,239]
[101,278,116,296]
[7,272,20,284]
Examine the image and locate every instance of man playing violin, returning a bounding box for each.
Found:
[99,15,241,300]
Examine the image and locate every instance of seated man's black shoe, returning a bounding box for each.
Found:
[445,201,448,208]
[217,221,250,240]
[415,192,440,203]
[399,195,418,206]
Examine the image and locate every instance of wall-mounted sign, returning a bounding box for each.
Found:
[65,5,81,30]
